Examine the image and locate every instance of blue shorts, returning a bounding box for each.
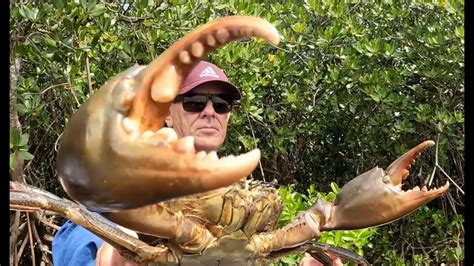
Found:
[52,220,105,266]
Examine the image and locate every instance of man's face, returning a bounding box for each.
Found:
[166,83,232,152]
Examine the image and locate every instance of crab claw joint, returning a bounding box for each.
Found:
[312,140,450,231]
[57,16,279,212]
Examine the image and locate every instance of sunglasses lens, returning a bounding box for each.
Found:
[179,94,234,113]
[182,95,207,112]
[211,95,232,113]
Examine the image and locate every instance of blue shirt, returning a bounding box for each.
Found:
[52,220,104,266]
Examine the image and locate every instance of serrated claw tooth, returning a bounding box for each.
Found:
[150,66,181,103]
[206,34,216,47]
[204,151,219,161]
[413,186,420,191]
[421,186,428,191]
[136,130,155,144]
[179,51,192,64]
[174,136,195,154]
[402,169,409,179]
[142,130,154,138]
[191,41,205,57]
[196,151,207,160]
[122,118,139,135]
[199,149,261,190]
[120,90,135,112]
[156,127,178,143]
[215,28,230,43]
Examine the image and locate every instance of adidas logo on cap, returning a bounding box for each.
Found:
[199,66,219,78]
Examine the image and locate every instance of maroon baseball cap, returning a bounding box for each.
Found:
[179,60,241,100]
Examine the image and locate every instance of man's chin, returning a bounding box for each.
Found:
[193,136,222,152]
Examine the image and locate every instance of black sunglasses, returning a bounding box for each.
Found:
[174,93,240,114]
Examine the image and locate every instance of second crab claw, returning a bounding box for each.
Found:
[57,16,280,211]
[308,140,450,231]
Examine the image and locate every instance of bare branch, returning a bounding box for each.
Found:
[10,212,21,265]
[85,55,93,96]
[16,233,29,266]
[245,112,266,182]
[26,213,36,266]
[426,134,464,195]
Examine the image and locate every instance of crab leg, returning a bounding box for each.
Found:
[104,205,214,254]
[9,181,179,264]
[259,242,368,266]
[250,141,449,257]
[57,16,280,212]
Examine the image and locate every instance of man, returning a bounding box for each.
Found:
[53,60,334,265]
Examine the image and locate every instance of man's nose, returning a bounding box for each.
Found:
[200,100,216,116]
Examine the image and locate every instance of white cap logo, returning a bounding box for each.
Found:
[199,66,219,78]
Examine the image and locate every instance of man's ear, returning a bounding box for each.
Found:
[165,115,173,127]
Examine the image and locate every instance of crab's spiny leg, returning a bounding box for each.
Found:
[249,210,322,256]
[104,204,214,254]
[9,182,178,264]
[260,242,368,266]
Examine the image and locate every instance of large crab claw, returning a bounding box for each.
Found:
[311,140,449,231]
[57,16,280,211]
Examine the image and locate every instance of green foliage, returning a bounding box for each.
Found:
[366,206,464,264]
[10,128,34,171]
[274,183,377,265]
[11,0,463,264]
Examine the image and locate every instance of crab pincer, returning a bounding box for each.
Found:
[313,140,450,231]
[250,141,449,264]
[57,16,280,211]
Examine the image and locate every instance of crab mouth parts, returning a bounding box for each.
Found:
[385,140,449,195]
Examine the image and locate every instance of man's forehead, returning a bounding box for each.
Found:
[188,82,227,94]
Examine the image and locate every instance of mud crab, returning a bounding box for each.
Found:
[10,16,449,265]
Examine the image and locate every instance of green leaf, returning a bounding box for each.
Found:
[51,0,64,10]
[90,4,106,16]
[455,27,464,38]
[384,43,394,55]
[455,246,463,259]
[291,22,306,34]
[18,6,38,21]
[10,152,17,171]
[42,37,57,48]
[17,103,28,115]
[137,0,148,10]
[18,150,34,161]
[10,128,21,146]
[143,19,154,27]
[63,18,74,32]
[315,37,328,47]
[306,0,318,10]
[87,0,97,12]
[80,0,88,10]
[334,231,342,245]
[19,133,29,147]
